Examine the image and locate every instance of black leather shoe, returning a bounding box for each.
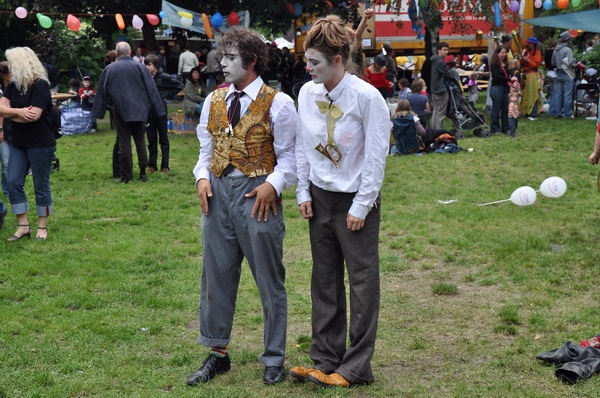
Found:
[187,354,231,386]
[263,366,286,385]
[114,178,130,184]
[139,171,147,182]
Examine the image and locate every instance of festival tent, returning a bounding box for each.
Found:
[523,9,600,33]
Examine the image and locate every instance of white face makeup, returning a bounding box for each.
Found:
[305,48,335,86]
[221,46,246,85]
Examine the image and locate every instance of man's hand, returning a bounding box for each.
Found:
[347,213,365,232]
[245,182,277,222]
[197,179,212,216]
[589,151,600,165]
[298,201,313,220]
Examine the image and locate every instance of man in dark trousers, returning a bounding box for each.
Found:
[143,54,183,174]
[93,41,165,183]
[430,42,450,130]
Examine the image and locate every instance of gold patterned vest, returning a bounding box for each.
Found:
[208,85,277,178]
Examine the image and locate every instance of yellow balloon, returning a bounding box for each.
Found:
[177,11,193,19]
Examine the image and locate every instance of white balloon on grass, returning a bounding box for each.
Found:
[510,186,537,206]
[539,176,567,198]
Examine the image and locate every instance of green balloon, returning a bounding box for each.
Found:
[36,13,52,29]
[572,0,581,6]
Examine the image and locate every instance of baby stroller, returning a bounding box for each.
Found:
[446,79,490,138]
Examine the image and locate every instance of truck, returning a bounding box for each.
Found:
[295,1,535,56]
[368,1,534,54]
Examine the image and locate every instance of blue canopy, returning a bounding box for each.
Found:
[523,9,600,33]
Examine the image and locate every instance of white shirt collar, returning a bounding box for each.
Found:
[227,76,264,102]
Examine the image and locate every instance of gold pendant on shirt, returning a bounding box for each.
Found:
[315,142,342,168]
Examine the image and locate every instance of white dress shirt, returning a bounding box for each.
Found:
[193,76,297,195]
[296,72,390,219]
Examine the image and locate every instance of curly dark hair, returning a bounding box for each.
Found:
[218,27,267,76]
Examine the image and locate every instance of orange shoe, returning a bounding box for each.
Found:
[307,370,352,388]
[289,366,315,382]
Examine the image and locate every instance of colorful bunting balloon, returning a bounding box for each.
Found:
[115,13,125,30]
[211,12,223,29]
[557,0,568,8]
[178,11,193,19]
[572,0,581,6]
[228,11,240,26]
[294,2,303,16]
[534,0,542,8]
[147,14,160,26]
[494,1,501,26]
[543,0,552,9]
[36,13,52,29]
[66,14,80,31]
[202,13,213,39]
[159,11,166,18]
[285,2,295,14]
[132,15,143,30]
[181,16,193,29]
[509,0,520,12]
[15,7,27,19]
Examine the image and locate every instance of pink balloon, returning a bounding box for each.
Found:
[132,15,143,30]
[509,0,520,13]
[15,7,27,19]
[534,0,542,7]
[66,14,80,31]
[146,14,160,26]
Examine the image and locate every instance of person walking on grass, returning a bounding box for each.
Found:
[143,54,183,174]
[188,26,297,387]
[93,41,165,183]
[291,15,389,389]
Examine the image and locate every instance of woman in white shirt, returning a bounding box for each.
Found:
[290,14,390,389]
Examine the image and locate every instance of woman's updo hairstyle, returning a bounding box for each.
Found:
[303,15,351,66]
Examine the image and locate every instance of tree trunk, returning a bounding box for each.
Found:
[142,25,157,51]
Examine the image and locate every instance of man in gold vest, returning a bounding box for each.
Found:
[189,27,297,386]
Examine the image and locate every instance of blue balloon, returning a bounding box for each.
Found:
[494,1,501,26]
[211,12,223,29]
[542,0,552,9]
[159,10,165,18]
[294,3,302,16]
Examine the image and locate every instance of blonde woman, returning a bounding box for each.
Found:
[0,47,55,241]
[292,15,390,388]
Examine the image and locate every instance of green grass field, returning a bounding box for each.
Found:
[1,106,599,397]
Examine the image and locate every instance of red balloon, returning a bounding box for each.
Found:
[285,2,295,14]
[228,11,240,26]
[557,0,568,8]
[569,29,578,38]
[66,14,80,31]
[146,14,160,26]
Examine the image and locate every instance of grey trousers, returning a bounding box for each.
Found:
[308,184,381,384]
[431,91,449,130]
[198,173,287,367]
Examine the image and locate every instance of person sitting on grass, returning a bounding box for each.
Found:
[391,99,426,155]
